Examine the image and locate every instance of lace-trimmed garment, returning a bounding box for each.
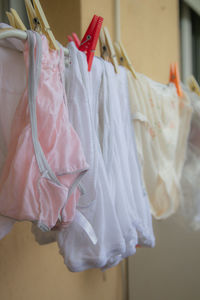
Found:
[127,72,192,219]
[180,85,200,230]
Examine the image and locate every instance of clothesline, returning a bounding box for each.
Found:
[0,28,69,56]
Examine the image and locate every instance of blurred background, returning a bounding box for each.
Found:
[0,1,199,300]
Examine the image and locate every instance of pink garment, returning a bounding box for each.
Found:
[0,31,88,231]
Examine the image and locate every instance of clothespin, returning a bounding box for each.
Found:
[169,62,183,97]
[72,33,80,48]
[79,15,103,71]
[67,33,80,48]
[114,41,137,79]
[32,0,59,50]
[25,0,41,32]
[99,28,110,61]
[67,35,73,42]
[169,63,174,83]
[187,75,200,96]
[103,27,118,73]
[6,11,16,28]
[6,8,27,31]
[114,41,124,64]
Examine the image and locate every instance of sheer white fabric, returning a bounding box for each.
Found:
[100,62,155,260]
[56,43,125,272]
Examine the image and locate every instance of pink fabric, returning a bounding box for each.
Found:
[0,33,88,230]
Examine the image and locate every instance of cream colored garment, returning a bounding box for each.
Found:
[180,85,200,230]
[127,72,192,219]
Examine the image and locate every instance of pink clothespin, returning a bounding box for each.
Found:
[72,32,80,48]
[67,35,73,42]
[79,15,103,71]
[67,33,80,48]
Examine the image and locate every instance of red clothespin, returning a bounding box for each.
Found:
[169,62,183,97]
[169,63,175,83]
[72,32,80,48]
[79,15,103,71]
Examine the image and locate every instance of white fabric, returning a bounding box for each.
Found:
[0,23,26,239]
[180,85,200,230]
[56,43,125,272]
[99,62,155,262]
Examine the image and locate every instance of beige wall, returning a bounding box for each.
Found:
[80,0,180,83]
[129,216,200,300]
[40,0,81,45]
[121,0,180,83]
[0,1,192,300]
[0,222,123,300]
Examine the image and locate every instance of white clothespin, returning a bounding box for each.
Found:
[114,41,137,79]
[6,11,16,28]
[32,0,59,50]
[6,8,27,31]
[99,28,110,62]
[103,27,118,73]
[188,75,200,96]
[25,0,41,32]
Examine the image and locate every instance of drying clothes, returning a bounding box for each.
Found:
[0,24,26,239]
[0,31,89,232]
[180,85,200,230]
[99,61,154,264]
[56,42,126,272]
[32,43,155,270]
[127,72,192,219]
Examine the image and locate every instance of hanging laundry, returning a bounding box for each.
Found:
[127,72,192,219]
[0,21,156,272]
[0,30,89,235]
[55,42,154,272]
[180,84,200,230]
[0,23,26,239]
[56,42,127,272]
[99,60,155,257]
